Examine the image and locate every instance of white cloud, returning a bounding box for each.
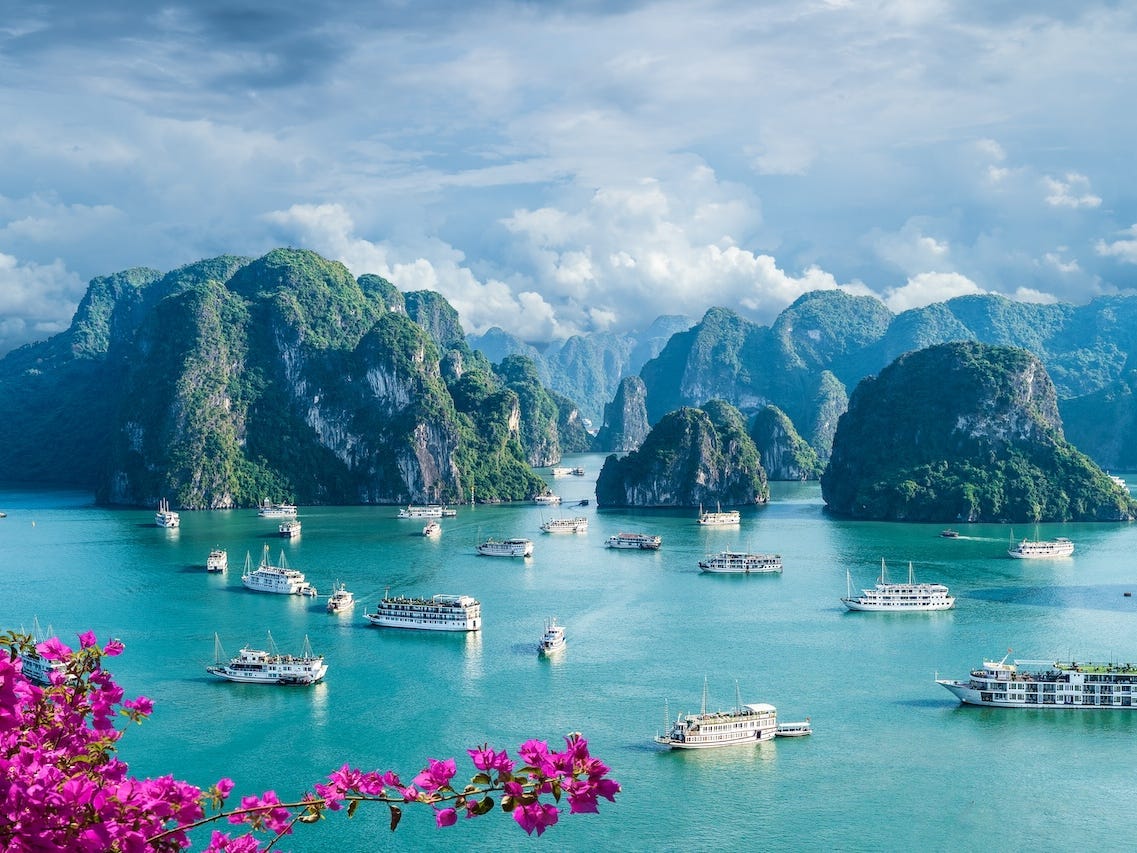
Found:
[1095,225,1137,264]
[1043,173,1102,209]
[883,272,985,313]
[0,253,84,353]
[1011,287,1061,305]
[868,219,952,276]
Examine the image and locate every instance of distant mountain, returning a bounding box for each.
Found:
[820,342,1136,522]
[619,290,1137,471]
[595,400,768,508]
[467,314,692,426]
[0,249,587,507]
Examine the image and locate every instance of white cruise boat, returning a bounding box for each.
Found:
[606,531,663,550]
[326,582,354,613]
[397,504,444,519]
[423,520,441,537]
[17,618,69,686]
[241,545,317,596]
[533,494,561,505]
[570,467,585,476]
[477,537,534,557]
[278,519,301,538]
[206,633,327,685]
[550,466,573,476]
[540,516,588,534]
[775,718,813,737]
[1007,536,1074,558]
[538,618,566,655]
[257,500,298,518]
[698,550,782,574]
[841,559,954,611]
[697,503,740,526]
[155,498,180,528]
[206,548,228,573]
[365,592,481,631]
[937,652,1137,708]
[654,681,777,749]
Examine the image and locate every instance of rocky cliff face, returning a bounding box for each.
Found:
[749,405,823,481]
[4,248,559,507]
[595,401,768,507]
[593,376,650,452]
[821,342,1136,522]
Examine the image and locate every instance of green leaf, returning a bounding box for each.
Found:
[347,799,359,818]
[471,773,492,786]
[389,804,402,831]
[476,796,495,816]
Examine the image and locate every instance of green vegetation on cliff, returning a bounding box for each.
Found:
[821,342,1136,522]
[596,401,768,508]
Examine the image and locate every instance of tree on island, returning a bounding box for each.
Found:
[0,630,619,851]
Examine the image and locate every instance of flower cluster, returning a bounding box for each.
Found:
[0,630,619,851]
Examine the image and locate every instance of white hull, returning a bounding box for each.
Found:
[699,551,782,574]
[1008,538,1075,558]
[606,533,662,550]
[698,514,740,526]
[206,550,228,572]
[258,502,298,518]
[207,665,327,685]
[398,505,444,519]
[207,634,326,685]
[538,619,566,655]
[365,594,481,632]
[541,517,587,533]
[241,546,316,596]
[842,599,954,612]
[477,539,533,557]
[938,655,1137,708]
[842,562,954,611]
[155,499,179,528]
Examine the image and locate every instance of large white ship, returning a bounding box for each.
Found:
[937,652,1137,708]
[606,532,662,550]
[155,498,180,528]
[697,503,740,526]
[1008,537,1074,558]
[206,633,327,685]
[698,550,782,574]
[540,516,588,534]
[654,681,778,749]
[841,559,954,611]
[364,593,482,632]
[397,505,444,519]
[241,545,317,596]
[477,537,534,557]
[257,500,298,518]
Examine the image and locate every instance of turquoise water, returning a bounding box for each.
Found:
[3,455,1137,852]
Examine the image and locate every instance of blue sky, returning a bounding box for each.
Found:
[1,1,1135,355]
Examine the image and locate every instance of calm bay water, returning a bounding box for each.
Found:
[4,454,1137,851]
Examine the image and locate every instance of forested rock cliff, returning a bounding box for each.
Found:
[820,342,1136,523]
[595,400,768,507]
[0,249,580,508]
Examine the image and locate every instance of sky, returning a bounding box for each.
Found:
[1,1,1136,356]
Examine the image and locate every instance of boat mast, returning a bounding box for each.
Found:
[908,561,914,584]
[701,676,708,715]
[846,569,852,598]
[879,557,887,584]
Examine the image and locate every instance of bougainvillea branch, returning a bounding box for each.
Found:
[0,631,619,851]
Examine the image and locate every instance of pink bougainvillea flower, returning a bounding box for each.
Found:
[434,807,458,828]
[413,757,457,793]
[513,801,560,836]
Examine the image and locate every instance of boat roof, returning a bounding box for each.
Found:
[744,703,777,713]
